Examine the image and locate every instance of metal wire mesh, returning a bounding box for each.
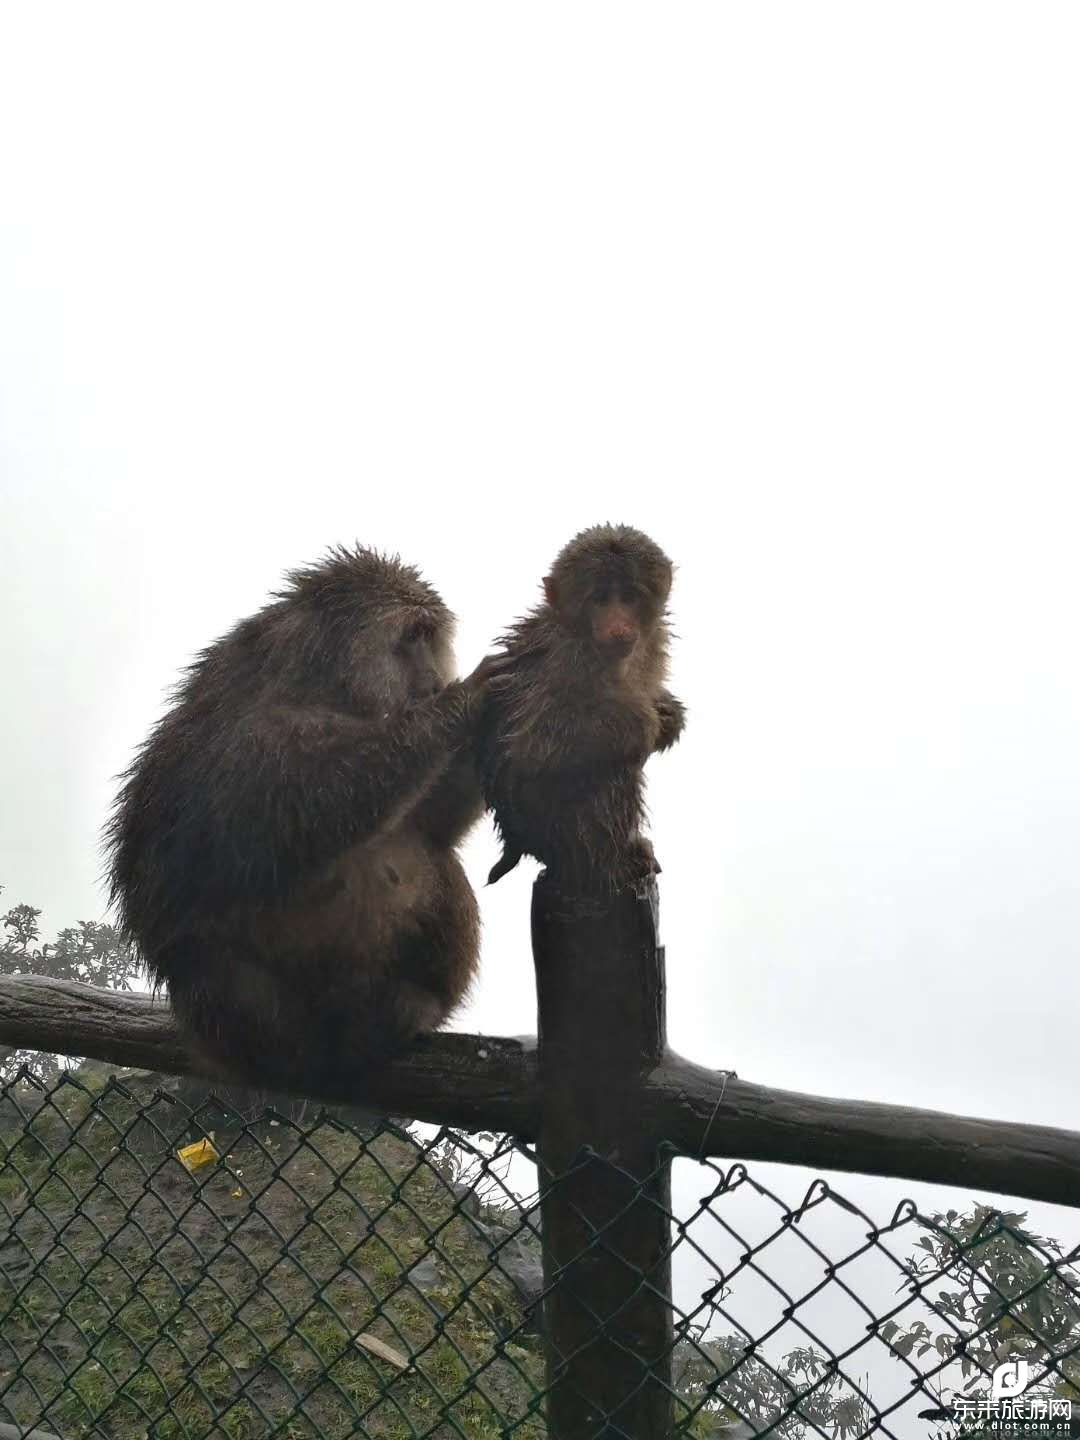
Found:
[1,1068,1078,1439]
[664,1153,1080,1438]
[0,1068,547,1439]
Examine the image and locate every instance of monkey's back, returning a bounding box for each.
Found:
[107,596,480,1085]
[159,830,479,1079]
[113,709,479,1079]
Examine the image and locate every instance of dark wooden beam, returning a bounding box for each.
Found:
[1,973,1078,1208]
[647,1053,1080,1209]
[533,877,674,1440]
[0,972,539,1136]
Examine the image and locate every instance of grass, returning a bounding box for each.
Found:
[0,1067,546,1440]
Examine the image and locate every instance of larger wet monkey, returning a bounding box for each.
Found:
[107,548,502,1091]
[478,524,685,893]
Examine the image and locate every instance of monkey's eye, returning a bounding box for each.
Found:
[401,621,428,648]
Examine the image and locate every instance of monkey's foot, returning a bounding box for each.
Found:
[630,836,661,878]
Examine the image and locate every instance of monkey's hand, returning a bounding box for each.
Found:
[462,652,515,690]
[437,653,521,743]
[451,653,516,726]
[654,691,687,752]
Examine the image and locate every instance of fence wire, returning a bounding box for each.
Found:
[0,1068,1077,1440]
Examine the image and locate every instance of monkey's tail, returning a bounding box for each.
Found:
[487,847,522,886]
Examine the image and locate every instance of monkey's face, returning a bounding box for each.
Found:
[545,571,663,661]
[585,583,644,657]
[394,612,456,702]
[343,607,455,714]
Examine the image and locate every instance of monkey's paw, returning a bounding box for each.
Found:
[626,836,661,882]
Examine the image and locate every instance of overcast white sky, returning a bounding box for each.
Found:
[2,1,1079,1279]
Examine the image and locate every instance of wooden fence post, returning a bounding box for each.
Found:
[533,876,674,1440]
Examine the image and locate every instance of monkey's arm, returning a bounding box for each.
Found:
[654,690,686,752]
[512,695,659,772]
[413,750,485,848]
[214,690,474,890]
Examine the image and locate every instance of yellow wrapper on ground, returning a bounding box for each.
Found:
[176,1138,219,1172]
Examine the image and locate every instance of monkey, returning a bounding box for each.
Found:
[476,524,685,895]
[105,547,504,1094]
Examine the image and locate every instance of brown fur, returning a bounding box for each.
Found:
[477,524,686,894]
[106,547,495,1091]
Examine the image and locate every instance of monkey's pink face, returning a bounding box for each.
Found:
[588,594,642,657]
[544,571,659,661]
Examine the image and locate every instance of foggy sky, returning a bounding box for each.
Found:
[2,0,1079,1266]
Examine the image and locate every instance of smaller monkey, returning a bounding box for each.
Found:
[477,524,685,894]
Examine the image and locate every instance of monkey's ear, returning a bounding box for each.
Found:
[542,575,558,607]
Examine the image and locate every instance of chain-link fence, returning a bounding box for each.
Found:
[2,1067,1078,1440]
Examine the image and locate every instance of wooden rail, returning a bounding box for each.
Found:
[1,967,1078,1208]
